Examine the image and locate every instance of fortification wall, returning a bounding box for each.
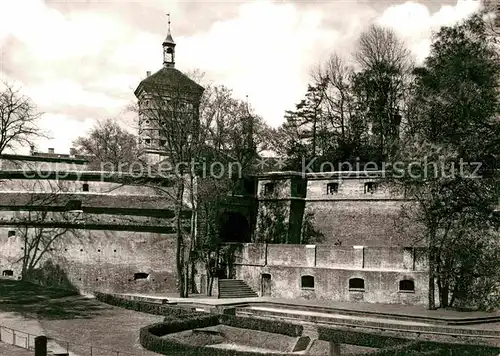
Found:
[0,178,165,195]
[231,243,428,305]
[305,177,420,246]
[0,226,178,294]
[237,264,427,305]
[304,200,421,246]
[0,157,88,171]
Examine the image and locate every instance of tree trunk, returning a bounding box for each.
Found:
[188,174,198,295]
[207,273,214,296]
[190,260,198,294]
[175,180,186,298]
[183,264,189,298]
[428,245,436,310]
[441,284,449,308]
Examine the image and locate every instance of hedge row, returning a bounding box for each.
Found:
[405,341,500,356]
[362,341,446,356]
[94,292,205,319]
[219,314,303,337]
[318,327,500,356]
[139,316,298,356]
[318,326,408,349]
[95,292,303,337]
[139,317,220,356]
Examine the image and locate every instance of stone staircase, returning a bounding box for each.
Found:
[218,279,258,299]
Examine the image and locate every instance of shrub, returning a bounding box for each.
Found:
[320,328,500,356]
[318,327,408,348]
[218,314,303,337]
[94,292,205,319]
[140,316,298,356]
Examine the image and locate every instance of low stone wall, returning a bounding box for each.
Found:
[235,265,428,305]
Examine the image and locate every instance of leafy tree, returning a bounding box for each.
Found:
[393,13,500,310]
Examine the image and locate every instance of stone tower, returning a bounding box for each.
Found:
[134,14,204,165]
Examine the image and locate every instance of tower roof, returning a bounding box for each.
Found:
[164,32,175,45]
[134,67,204,98]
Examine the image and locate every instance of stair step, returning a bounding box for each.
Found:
[218,279,258,298]
[219,295,258,298]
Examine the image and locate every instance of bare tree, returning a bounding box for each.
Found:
[10,180,81,283]
[132,70,205,297]
[73,118,140,171]
[355,25,411,72]
[353,25,413,161]
[0,82,46,154]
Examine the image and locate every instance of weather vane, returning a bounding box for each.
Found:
[167,13,171,33]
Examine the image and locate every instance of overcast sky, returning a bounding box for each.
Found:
[0,0,483,154]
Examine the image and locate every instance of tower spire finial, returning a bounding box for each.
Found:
[163,12,175,68]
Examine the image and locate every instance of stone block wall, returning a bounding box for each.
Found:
[238,265,427,305]
[255,172,422,247]
[304,200,421,247]
[0,227,178,294]
[231,243,428,306]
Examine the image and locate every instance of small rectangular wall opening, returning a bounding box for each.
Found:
[326,182,339,195]
[364,182,377,194]
[134,272,149,280]
[264,182,275,195]
[349,278,365,291]
[301,275,314,289]
[399,279,415,293]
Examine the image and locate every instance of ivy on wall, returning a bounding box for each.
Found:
[256,200,289,243]
[300,211,325,244]
[256,179,289,243]
[255,179,324,244]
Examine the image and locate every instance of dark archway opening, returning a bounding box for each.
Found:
[218,212,251,243]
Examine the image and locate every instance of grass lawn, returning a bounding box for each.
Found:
[0,343,33,356]
[38,298,163,356]
[0,278,78,306]
[0,280,164,355]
